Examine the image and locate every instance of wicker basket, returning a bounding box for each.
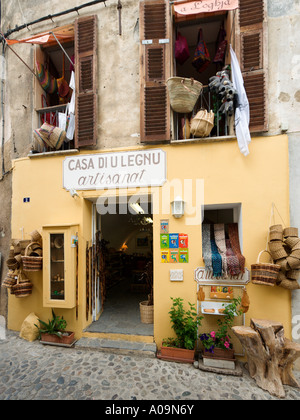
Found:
[13,273,33,298]
[30,230,42,244]
[286,270,300,280]
[1,270,18,289]
[251,250,280,286]
[139,301,154,324]
[284,237,300,249]
[287,256,300,269]
[269,230,283,241]
[283,227,299,238]
[269,224,283,232]
[166,77,203,113]
[268,241,288,260]
[21,242,43,271]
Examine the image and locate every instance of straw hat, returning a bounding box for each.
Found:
[33,123,66,150]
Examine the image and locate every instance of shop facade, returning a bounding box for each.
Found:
[1,0,299,370]
[8,134,291,353]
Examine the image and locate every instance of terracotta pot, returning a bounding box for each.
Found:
[159,344,195,363]
[203,347,234,360]
[41,331,75,345]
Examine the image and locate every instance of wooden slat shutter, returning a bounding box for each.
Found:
[75,15,97,148]
[139,0,171,143]
[238,0,268,132]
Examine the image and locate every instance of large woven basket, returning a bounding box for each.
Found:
[190,109,214,138]
[139,301,154,324]
[166,77,203,113]
[13,273,33,298]
[251,250,280,287]
[21,242,43,271]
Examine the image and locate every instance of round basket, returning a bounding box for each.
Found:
[166,77,203,113]
[268,241,288,260]
[251,250,280,286]
[284,237,300,249]
[269,224,283,232]
[190,109,214,138]
[269,230,283,241]
[286,270,300,280]
[6,257,20,270]
[275,258,289,271]
[287,256,300,270]
[139,301,154,324]
[13,274,33,298]
[283,227,299,238]
[30,230,42,244]
[21,242,43,271]
[1,270,18,289]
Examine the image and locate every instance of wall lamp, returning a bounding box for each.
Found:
[171,196,185,219]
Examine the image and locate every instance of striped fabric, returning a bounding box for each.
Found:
[202,224,213,271]
[228,223,245,273]
[36,61,57,94]
[226,239,241,276]
[214,224,228,277]
[211,235,222,277]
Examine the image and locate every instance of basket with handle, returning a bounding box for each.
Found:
[251,250,280,286]
[21,242,43,271]
[12,272,33,298]
[166,77,203,113]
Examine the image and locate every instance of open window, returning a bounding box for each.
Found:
[139,0,268,143]
[33,15,97,152]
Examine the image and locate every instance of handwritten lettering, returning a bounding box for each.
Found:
[175,0,238,16]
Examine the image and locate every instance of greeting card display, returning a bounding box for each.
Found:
[160,234,169,249]
[170,249,179,263]
[169,233,179,249]
[179,249,189,263]
[161,250,170,263]
[179,233,188,248]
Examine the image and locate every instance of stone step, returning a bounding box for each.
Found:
[75,336,157,358]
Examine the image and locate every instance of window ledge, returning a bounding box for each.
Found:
[28,149,79,159]
[170,135,236,145]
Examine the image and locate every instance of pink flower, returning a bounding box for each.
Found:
[224,341,230,349]
[210,331,215,339]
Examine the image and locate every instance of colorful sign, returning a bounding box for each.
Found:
[170,250,179,263]
[160,234,169,249]
[161,250,170,263]
[179,249,189,263]
[160,219,169,234]
[179,233,188,248]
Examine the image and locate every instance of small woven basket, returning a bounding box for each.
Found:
[21,242,43,271]
[139,301,154,324]
[286,270,300,280]
[190,109,214,138]
[268,241,288,260]
[166,77,203,113]
[1,270,18,289]
[283,227,299,238]
[13,273,33,298]
[251,250,280,287]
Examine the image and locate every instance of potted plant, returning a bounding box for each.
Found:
[139,261,154,324]
[200,296,242,362]
[159,297,203,363]
[35,309,75,346]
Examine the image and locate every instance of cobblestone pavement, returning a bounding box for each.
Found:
[1,331,300,402]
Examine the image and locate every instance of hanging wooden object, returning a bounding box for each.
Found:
[232,319,300,398]
[240,288,250,313]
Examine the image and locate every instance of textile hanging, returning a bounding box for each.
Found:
[36,61,57,94]
[214,223,227,277]
[225,238,241,276]
[228,223,245,273]
[211,230,222,278]
[202,224,213,271]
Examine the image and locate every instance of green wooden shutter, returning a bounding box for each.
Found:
[75,15,98,148]
[139,0,171,143]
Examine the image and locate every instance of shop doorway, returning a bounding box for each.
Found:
[87,196,153,336]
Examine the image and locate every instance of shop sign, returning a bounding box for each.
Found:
[63,149,166,191]
[194,266,250,285]
[174,0,239,16]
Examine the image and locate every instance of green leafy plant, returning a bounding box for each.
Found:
[35,309,67,339]
[163,297,203,350]
[200,296,242,353]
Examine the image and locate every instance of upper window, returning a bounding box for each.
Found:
[139,0,268,144]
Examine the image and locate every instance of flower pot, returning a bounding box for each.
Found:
[40,331,75,346]
[158,345,195,363]
[203,347,235,360]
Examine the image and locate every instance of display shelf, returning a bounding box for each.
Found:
[201,301,238,316]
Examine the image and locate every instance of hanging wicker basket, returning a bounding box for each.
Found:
[251,250,280,287]
[139,301,154,324]
[21,242,43,271]
[12,273,33,298]
[166,77,203,113]
[1,270,19,289]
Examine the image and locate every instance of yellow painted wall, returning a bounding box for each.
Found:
[9,135,291,346]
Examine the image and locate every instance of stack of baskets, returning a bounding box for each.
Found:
[21,242,43,272]
[268,225,300,290]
